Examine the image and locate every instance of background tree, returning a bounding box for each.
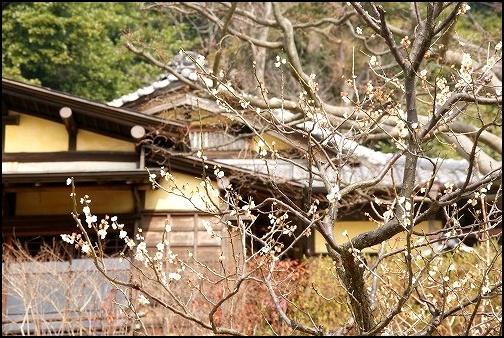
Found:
[1,2,200,102]
[63,2,501,336]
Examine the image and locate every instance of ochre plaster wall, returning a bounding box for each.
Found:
[251,134,291,152]
[77,129,135,151]
[4,112,136,153]
[144,171,221,211]
[4,113,68,152]
[314,220,442,254]
[16,189,134,215]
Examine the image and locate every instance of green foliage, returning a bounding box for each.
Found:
[2,2,199,102]
[284,256,349,333]
[459,3,502,43]
[275,241,502,335]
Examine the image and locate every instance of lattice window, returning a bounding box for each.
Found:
[189,131,249,152]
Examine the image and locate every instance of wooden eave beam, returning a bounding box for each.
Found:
[59,106,77,135]
[2,114,19,126]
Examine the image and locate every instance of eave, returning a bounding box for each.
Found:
[2,78,186,142]
[1,170,155,186]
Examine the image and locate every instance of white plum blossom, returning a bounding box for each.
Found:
[137,241,147,251]
[81,243,91,254]
[481,285,491,295]
[435,77,452,107]
[137,294,150,306]
[274,55,287,68]
[134,250,146,263]
[86,214,97,228]
[457,3,470,15]
[366,81,374,93]
[119,230,128,239]
[168,272,181,281]
[395,120,409,138]
[214,168,225,178]
[369,55,378,67]
[327,185,341,202]
[383,209,393,223]
[240,100,250,109]
[126,238,136,249]
[134,242,148,263]
[97,228,107,240]
[153,251,163,261]
[203,220,213,235]
[457,53,473,88]
[61,233,75,244]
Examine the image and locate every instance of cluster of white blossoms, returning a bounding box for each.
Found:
[400,35,411,50]
[390,106,410,149]
[457,3,470,15]
[341,91,351,104]
[393,108,409,139]
[256,139,268,158]
[380,196,413,229]
[467,182,492,207]
[214,166,225,179]
[456,53,474,90]
[326,185,342,203]
[268,211,289,227]
[307,73,319,93]
[202,219,222,242]
[159,166,173,181]
[396,196,413,229]
[259,241,283,261]
[269,211,295,236]
[444,181,455,194]
[60,232,90,253]
[62,178,184,295]
[307,199,319,216]
[434,77,452,110]
[382,207,394,224]
[137,294,150,306]
[274,55,287,68]
[240,99,250,109]
[215,97,234,114]
[369,55,379,67]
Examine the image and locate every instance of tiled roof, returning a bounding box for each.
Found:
[217,154,480,189]
[107,52,486,189]
[107,51,210,108]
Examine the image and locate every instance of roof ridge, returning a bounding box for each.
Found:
[107,51,209,108]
